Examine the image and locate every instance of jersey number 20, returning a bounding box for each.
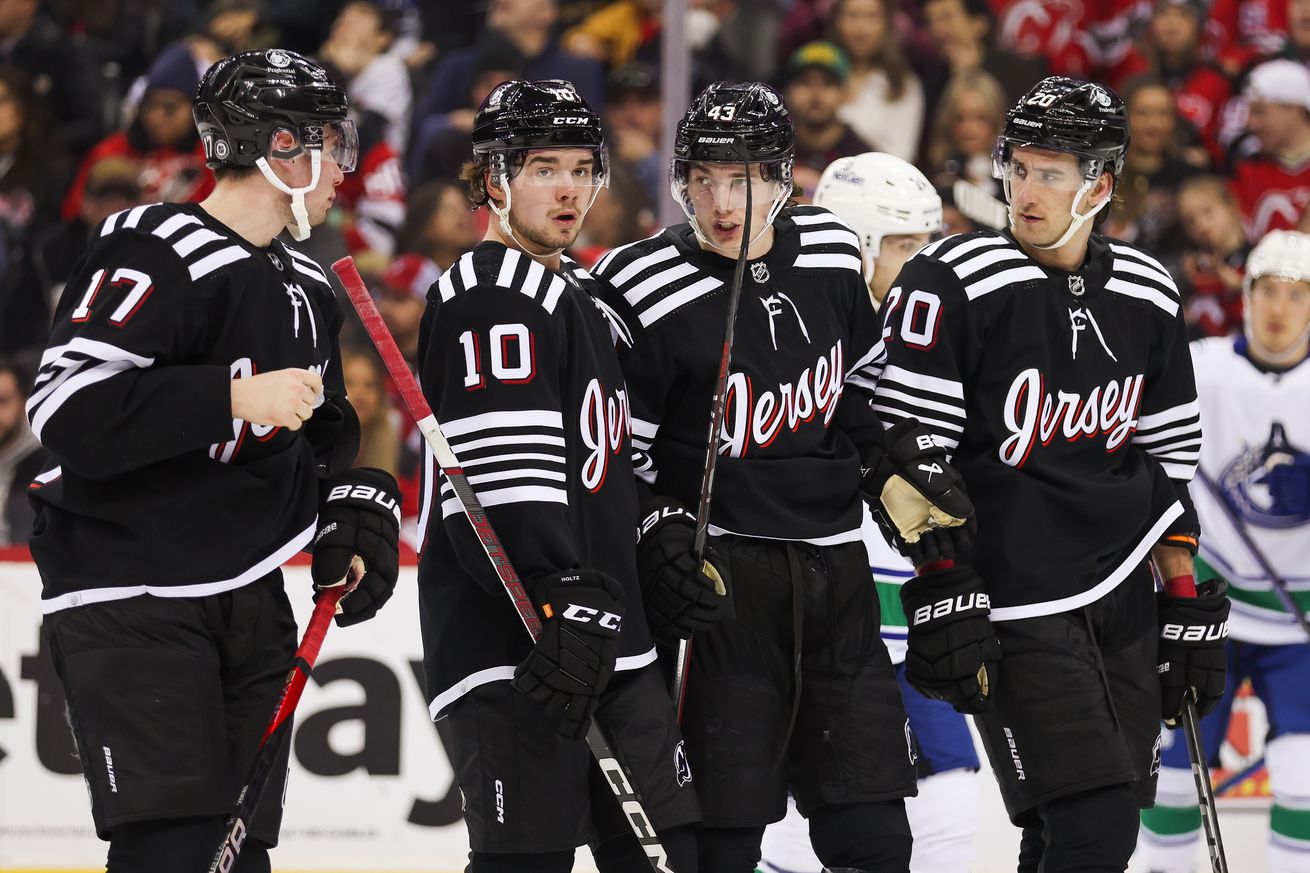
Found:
[458,324,535,390]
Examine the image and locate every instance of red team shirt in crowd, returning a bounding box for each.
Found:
[1230,153,1310,238]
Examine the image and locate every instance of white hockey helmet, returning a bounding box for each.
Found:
[813,152,942,284]
[1244,229,1310,364]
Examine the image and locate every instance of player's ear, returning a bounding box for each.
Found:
[485,168,506,208]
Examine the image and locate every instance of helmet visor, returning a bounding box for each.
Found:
[992,137,1100,193]
[671,158,789,213]
[320,120,359,173]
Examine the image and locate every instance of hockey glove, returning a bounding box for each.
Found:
[862,419,976,566]
[513,568,626,739]
[635,497,729,643]
[312,468,401,627]
[900,565,1001,714]
[303,390,361,477]
[1157,578,1229,728]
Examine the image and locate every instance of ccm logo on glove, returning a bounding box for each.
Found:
[1160,620,1228,642]
[911,591,991,625]
[553,602,623,631]
[326,483,402,523]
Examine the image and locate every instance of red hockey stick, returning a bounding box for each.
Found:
[208,582,348,873]
[332,256,675,873]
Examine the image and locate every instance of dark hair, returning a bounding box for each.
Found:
[0,68,58,194]
[398,179,466,253]
[831,0,915,102]
[0,355,32,395]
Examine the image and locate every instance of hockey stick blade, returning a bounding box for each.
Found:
[209,584,346,873]
[1195,466,1310,641]
[332,256,677,873]
[1182,701,1229,873]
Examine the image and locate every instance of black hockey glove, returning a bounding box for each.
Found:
[302,390,361,477]
[635,498,729,643]
[513,568,625,739]
[862,419,976,566]
[1157,579,1230,728]
[312,468,401,627]
[900,565,1001,714]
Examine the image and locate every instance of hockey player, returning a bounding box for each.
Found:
[871,76,1231,873]
[414,79,705,873]
[26,50,401,873]
[594,83,975,873]
[1137,229,1310,873]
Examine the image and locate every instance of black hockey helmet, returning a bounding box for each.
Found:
[673,81,794,167]
[193,49,357,172]
[471,79,605,155]
[993,76,1130,180]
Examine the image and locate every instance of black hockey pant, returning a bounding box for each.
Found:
[1016,783,1140,873]
[697,800,912,873]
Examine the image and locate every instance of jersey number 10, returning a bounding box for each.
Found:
[457,324,536,390]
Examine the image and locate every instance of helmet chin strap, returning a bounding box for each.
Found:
[1009,176,1109,252]
[256,149,322,241]
[488,176,599,260]
[681,184,789,255]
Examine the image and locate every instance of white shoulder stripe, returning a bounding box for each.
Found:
[100,208,128,237]
[799,229,860,248]
[189,246,250,280]
[639,275,721,327]
[1112,257,1178,295]
[625,261,698,307]
[438,271,456,302]
[122,204,152,229]
[791,211,854,230]
[794,252,861,272]
[152,213,202,240]
[939,235,1009,264]
[1105,277,1179,317]
[522,258,545,301]
[542,275,566,313]
[964,266,1045,299]
[594,231,664,276]
[918,234,958,259]
[292,261,326,284]
[610,245,678,287]
[440,408,564,438]
[173,228,226,257]
[459,254,477,292]
[496,249,521,288]
[953,247,1027,280]
[1110,243,1173,283]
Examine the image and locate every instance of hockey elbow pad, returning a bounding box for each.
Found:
[1157,578,1229,727]
[513,568,625,739]
[313,467,402,626]
[862,419,975,556]
[635,497,729,643]
[899,565,1001,714]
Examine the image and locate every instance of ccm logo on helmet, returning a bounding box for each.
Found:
[1161,621,1229,643]
[912,592,990,626]
[553,116,589,125]
[561,603,623,631]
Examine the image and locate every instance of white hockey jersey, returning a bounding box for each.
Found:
[1191,336,1310,643]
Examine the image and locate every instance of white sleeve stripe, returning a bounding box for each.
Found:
[632,437,654,450]
[459,451,566,469]
[29,359,141,439]
[639,275,722,327]
[151,213,202,239]
[1148,449,1201,462]
[440,409,564,437]
[440,485,568,517]
[496,248,521,288]
[1112,257,1178,294]
[416,443,435,554]
[1132,423,1202,445]
[799,228,860,247]
[631,417,659,438]
[608,245,679,287]
[793,253,861,272]
[542,275,565,313]
[122,204,152,229]
[448,433,567,454]
[845,375,879,392]
[938,235,1008,263]
[441,468,566,487]
[173,228,226,257]
[1161,461,1198,480]
[459,254,478,293]
[871,404,965,435]
[954,247,1027,280]
[189,246,250,280]
[965,266,1046,299]
[37,337,155,369]
[1104,277,1179,317]
[878,364,965,399]
[624,261,700,307]
[844,340,887,378]
[1137,400,1201,430]
[873,384,967,418]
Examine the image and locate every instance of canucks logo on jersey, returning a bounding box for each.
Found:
[1217,423,1310,529]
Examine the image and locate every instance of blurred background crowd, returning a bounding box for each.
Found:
[2,0,1309,545]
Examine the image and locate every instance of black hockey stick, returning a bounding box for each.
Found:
[1195,466,1310,641]
[333,257,676,873]
[209,582,348,873]
[672,138,753,722]
[1182,701,1229,873]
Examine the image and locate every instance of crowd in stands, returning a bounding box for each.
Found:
[2,0,1308,545]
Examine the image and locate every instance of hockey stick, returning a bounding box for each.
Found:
[672,139,752,723]
[209,583,349,873]
[1194,466,1310,641]
[332,257,676,873]
[1182,701,1229,873]
[951,179,1009,231]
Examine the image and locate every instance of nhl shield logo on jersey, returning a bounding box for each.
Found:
[750,261,770,283]
[1068,275,1085,296]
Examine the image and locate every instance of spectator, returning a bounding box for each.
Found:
[1229,59,1310,238]
[918,0,1047,104]
[342,346,401,475]
[1207,0,1288,74]
[0,0,105,157]
[784,41,872,200]
[1107,76,1202,250]
[562,0,661,67]
[569,160,654,265]
[603,61,663,207]
[987,0,1098,78]
[0,68,69,244]
[397,179,482,271]
[377,252,441,366]
[0,357,42,546]
[321,1,413,151]
[830,0,924,162]
[413,0,605,140]
[1177,175,1252,336]
[0,156,144,358]
[924,68,1006,195]
[60,46,213,221]
[1109,0,1232,161]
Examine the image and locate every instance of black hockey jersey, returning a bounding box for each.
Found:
[415,244,655,719]
[872,230,1202,620]
[26,202,346,612]
[594,205,886,545]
